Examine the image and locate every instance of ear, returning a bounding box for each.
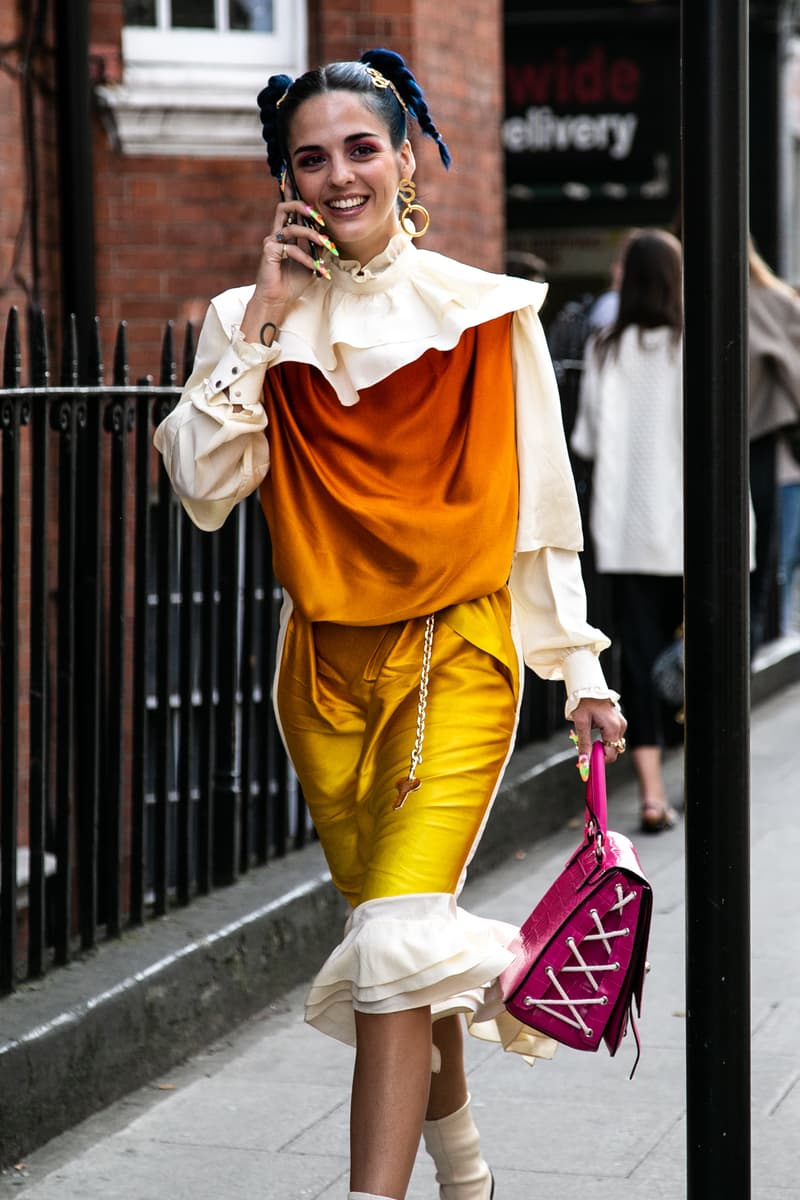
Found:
[399,139,416,179]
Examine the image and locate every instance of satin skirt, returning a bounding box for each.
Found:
[275,590,558,1063]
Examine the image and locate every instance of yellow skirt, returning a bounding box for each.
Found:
[275,588,558,1063]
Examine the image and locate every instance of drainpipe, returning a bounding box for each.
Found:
[54,0,96,378]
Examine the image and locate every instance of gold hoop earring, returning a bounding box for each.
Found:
[398,178,430,239]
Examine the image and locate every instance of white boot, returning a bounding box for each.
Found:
[348,1193,398,1199]
[422,1097,494,1199]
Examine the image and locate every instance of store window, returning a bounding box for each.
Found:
[97,0,305,156]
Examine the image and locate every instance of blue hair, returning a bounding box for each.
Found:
[257,48,451,180]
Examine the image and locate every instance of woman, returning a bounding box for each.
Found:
[747,240,800,644]
[155,49,625,1200]
[571,229,682,833]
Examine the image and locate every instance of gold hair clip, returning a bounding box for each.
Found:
[276,88,290,108]
[364,66,408,113]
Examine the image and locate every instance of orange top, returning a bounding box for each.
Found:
[260,314,519,625]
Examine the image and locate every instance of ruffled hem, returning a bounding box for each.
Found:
[304,892,557,1064]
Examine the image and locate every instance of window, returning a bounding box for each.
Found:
[97,0,306,157]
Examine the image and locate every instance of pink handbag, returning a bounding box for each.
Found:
[501,740,652,1073]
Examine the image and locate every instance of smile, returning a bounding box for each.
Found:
[328,196,368,210]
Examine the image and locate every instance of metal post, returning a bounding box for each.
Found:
[681,3,751,1198]
[54,0,96,374]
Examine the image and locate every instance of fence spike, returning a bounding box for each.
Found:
[29,305,50,388]
[182,321,196,385]
[61,314,79,386]
[160,320,176,388]
[88,315,103,386]
[113,321,129,387]
[3,307,21,389]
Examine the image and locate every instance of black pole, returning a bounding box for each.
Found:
[54,0,96,378]
[681,3,751,1199]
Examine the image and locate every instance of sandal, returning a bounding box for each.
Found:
[640,800,677,833]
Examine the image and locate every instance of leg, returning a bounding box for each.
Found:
[423,1016,493,1199]
[632,746,676,831]
[350,1007,433,1199]
[427,1015,468,1120]
[778,484,800,634]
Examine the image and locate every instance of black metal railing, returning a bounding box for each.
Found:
[0,306,588,996]
[0,306,304,995]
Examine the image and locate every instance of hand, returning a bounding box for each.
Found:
[240,198,337,341]
[570,698,628,769]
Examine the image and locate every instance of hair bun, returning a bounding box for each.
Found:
[360,48,451,168]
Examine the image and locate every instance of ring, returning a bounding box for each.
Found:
[281,245,289,259]
[604,737,626,754]
[275,230,287,243]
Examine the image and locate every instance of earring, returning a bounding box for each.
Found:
[398,178,430,239]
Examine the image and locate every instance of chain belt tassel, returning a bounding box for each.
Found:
[394,613,435,810]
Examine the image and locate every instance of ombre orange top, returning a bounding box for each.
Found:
[260,314,519,625]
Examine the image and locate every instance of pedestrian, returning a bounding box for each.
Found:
[571,229,683,833]
[154,48,626,1200]
[747,239,800,645]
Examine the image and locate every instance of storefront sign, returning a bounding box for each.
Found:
[504,25,679,224]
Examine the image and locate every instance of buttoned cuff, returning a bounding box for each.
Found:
[200,326,278,410]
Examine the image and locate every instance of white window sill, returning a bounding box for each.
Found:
[96,14,306,158]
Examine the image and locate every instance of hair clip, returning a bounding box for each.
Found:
[364,65,408,112]
[276,88,290,108]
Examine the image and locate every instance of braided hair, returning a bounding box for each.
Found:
[257,48,451,181]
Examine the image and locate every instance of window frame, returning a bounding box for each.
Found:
[97,0,306,158]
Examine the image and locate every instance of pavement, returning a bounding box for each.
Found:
[1,680,799,1200]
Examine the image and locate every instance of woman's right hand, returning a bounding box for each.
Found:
[240,198,336,343]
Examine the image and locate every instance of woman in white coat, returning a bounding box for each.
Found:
[572,229,683,831]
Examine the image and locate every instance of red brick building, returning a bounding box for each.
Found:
[1,1,504,380]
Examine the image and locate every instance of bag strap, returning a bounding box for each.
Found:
[584,740,609,842]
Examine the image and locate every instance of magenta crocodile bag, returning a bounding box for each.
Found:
[501,740,652,1073]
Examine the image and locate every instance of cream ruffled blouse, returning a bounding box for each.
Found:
[155,233,617,716]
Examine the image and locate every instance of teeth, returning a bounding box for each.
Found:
[329,197,366,210]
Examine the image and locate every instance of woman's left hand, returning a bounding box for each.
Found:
[571,697,628,765]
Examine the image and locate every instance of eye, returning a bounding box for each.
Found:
[351,142,380,158]
[296,153,325,169]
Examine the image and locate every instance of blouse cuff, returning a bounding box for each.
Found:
[199,326,278,410]
[561,648,621,719]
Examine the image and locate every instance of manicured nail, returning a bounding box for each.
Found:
[577,754,590,783]
[569,730,579,749]
[314,260,332,280]
[320,234,339,256]
[305,205,325,224]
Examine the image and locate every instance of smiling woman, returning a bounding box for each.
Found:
[153,47,626,1200]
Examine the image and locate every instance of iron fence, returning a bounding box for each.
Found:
[0,306,584,997]
[0,306,303,995]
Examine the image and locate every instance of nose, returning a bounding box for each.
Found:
[327,152,355,187]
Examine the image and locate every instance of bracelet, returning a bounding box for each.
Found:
[259,321,278,346]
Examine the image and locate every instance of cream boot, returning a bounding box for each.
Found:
[348,1193,397,1199]
[422,1097,494,1199]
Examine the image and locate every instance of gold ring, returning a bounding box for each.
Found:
[605,737,626,754]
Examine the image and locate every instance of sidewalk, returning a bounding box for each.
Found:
[2,682,798,1200]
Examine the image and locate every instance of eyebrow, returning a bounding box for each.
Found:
[292,132,381,157]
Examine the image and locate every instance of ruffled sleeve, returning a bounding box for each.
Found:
[153,287,273,531]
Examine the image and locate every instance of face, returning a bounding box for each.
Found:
[287,91,415,264]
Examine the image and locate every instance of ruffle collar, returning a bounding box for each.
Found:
[242,236,548,406]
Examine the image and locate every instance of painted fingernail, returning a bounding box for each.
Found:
[305,205,325,224]
[569,730,579,749]
[577,754,590,782]
[314,260,332,280]
[320,235,339,256]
